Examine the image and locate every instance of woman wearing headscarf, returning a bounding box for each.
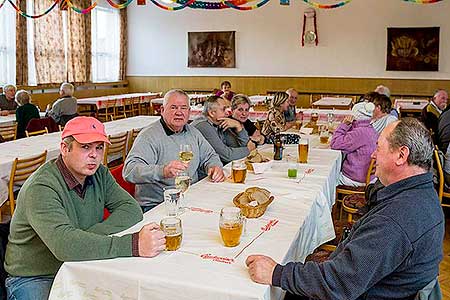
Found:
[330,101,378,186]
[261,92,289,140]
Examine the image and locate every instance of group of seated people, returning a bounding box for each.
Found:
[0,83,78,139]
[2,86,445,300]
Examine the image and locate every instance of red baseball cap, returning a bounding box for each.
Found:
[62,117,111,144]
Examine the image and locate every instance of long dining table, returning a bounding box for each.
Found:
[0,116,160,205]
[49,143,342,300]
[77,92,162,110]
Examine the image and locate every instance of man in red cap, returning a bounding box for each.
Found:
[4,117,166,300]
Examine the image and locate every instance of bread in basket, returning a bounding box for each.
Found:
[233,187,274,218]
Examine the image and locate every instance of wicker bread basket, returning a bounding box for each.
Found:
[233,187,274,218]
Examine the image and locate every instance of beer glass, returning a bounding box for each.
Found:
[298,138,309,163]
[219,207,244,247]
[160,217,182,251]
[311,111,319,123]
[164,186,181,216]
[179,144,193,163]
[231,160,247,183]
[320,127,330,144]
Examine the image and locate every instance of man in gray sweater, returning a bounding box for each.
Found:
[46,83,78,125]
[246,118,444,300]
[123,89,225,212]
[191,95,255,165]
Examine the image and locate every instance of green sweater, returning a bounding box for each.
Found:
[5,160,143,277]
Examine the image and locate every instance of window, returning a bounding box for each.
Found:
[0,6,16,86]
[91,5,120,82]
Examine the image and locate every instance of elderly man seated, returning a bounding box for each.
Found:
[422,89,448,136]
[246,118,444,300]
[124,89,225,212]
[46,82,78,125]
[5,117,166,300]
[0,84,18,113]
[191,95,256,165]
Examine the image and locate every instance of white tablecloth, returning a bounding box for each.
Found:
[0,116,160,205]
[249,95,274,105]
[49,146,342,300]
[312,97,353,108]
[0,112,46,126]
[393,99,428,112]
[77,93,161,109]
[151,94,212,105]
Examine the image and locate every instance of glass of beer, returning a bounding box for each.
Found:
[219,207,244,247]
[163,186,181,216]
[179,144,193,163]
[160,217,182,251]
[320,126,330,144]
[311,111,319,123]
[298,138,309,163]
[231,160,247,183]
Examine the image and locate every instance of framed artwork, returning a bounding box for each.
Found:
[188,31,236,68]
[386,27,439,71]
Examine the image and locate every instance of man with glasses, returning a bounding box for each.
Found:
[124,89,225,212]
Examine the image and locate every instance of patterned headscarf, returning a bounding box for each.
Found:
[270,92,289,108]
[352,101,375,120]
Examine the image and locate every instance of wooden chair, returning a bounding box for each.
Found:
[0,123,17,141]
[6,151,48,216]
[103,132,129,168]
[140,96,152,115]
[335,158,376,219]
[433,148,450,208]
[118,97,134,119]
[132,96,141,116]
[97,100,117,122]
[25,127,49,137]
[58,125,64,131]
[128,128,142,152]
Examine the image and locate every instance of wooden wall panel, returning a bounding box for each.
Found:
[128,76,450,108]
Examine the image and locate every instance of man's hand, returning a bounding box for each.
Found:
[208,166,225,182]
[246,255,278,285]
[342,115,354,125]
[218,118,243,132]
[138,223,166,257]
[163,161,188,178]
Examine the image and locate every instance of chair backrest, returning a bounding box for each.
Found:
[25,127,49,137]
[104,132,129,166]
[365,158,376,185]
[26,117,58,134]
[8,151,48,215]
[110,163,135,197]
[433,148,445,205]
[0,123,17,141]
[128,128,142,152]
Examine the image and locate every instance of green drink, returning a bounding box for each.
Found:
[288,168,298,178]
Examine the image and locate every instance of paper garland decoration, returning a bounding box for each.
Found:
[0,0,445,17]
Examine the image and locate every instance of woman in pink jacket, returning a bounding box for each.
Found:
[330,101,378,186]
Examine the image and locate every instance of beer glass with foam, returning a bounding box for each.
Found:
[219,207,244,247]
[231,160,247,183]
[298,138,309,163]
[160,217,182,251]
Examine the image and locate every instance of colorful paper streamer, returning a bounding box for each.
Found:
[66,0,97,14]
[301,0,352,9]
[403,0,443,3]
[7,0,60,19]
[222,0,270,10]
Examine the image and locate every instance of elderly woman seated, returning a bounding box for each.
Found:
[261,92,290,140]
[330,101,378,186]
[230,94,265,146]
[15,90,40,139]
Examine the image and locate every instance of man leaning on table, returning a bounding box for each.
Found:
[4,117,166,300]
[123,89,225,213]
[246,118,444,300]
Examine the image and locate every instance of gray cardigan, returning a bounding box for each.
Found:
[123,119,222,209]
[273,173,444,300]
[191,115,250,164]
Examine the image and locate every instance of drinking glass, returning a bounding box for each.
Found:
[160,217,182,251]
[231,160,247,183]
[320,126,330,144]
[219,207,244,247]
[298,138,309,163]
[179,144,193,163]
[163,186,181,216]
[288,162,298,178]
[175,171,191,209]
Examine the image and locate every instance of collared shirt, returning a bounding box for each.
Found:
[430,100,442,115]
[55,155,93,199]
[160,117,187,136]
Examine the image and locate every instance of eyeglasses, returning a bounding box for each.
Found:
[169,105,190,112]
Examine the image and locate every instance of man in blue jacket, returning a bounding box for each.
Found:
[246,118,444,300]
